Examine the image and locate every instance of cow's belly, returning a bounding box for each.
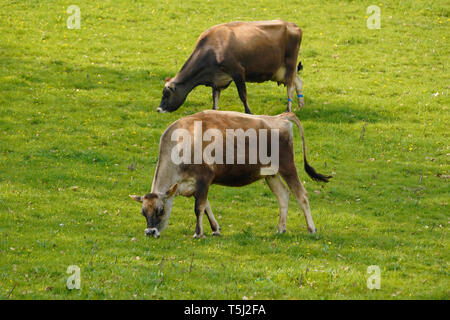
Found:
[214,66,285,85]
[244,66,286,84]
[212,165,263,187]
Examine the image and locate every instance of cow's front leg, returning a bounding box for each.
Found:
[294,75,304,108]
[192,181,210,238]
[193,199,206,239]
[212,87,221,110]
[232,73,252,114]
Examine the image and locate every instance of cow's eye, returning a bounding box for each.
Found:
[156,207,164,216]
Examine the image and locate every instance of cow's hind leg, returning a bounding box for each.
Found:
[286,83,296,112]
[284,30,301,112]
[294,75,304,108]
[280,172,316,234]
[266,174,290,233]
[284,66,297,112]
[205,199,221,236]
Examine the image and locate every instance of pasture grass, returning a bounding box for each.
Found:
[0,0,448,299]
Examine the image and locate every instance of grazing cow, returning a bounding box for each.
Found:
[157,20,305,115]
[130,110,331,238]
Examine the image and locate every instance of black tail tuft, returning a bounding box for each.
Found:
[297,61,303,72]
[304,157,332,183]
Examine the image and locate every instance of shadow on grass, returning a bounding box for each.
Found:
[255,95,394,124]
[0,55,170,92]
[294,98,396,124]
[1,54,395,125]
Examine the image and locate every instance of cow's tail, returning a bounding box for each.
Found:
[282,112,332,183]
[297,61,303,72]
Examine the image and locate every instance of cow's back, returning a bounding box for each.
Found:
[173,110,290,135]
[196,20,302,82]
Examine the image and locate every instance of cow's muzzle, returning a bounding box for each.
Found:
[156,107,167,113]
[145,228,160,238]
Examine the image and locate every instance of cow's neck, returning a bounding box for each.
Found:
[173,51,214,91]
[151,160,180,195]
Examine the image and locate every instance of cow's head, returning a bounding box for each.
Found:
[129,184,178,238]
[157,78,187,113]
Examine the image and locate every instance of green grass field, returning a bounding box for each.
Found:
[0,0,448,299]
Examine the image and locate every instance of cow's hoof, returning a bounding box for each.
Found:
[307,227,316,234]
[212,231,221,236]
[277,229,287,234]
[298,101,304,108]
[193,233,205,239]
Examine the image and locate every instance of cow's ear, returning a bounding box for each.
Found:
[165,184,178,198]
[129,195,143,203]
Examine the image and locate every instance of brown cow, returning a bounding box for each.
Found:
[130,110,331,238]
[157,20,305,114]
